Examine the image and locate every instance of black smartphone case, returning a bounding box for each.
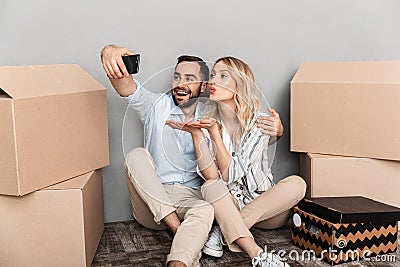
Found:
[122,54,140,74]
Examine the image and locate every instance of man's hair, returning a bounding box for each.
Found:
[176,55,209,81]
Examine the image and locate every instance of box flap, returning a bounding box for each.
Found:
[44,171,94,191]
[307,153,329,159]
[291,61,400,84]
[307,153,354,160]
[298,197,400,224]
[0,65,105,99]
[0,97,19,195]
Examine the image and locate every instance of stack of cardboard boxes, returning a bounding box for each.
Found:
[0,65,110,267]
[290,60,400,213]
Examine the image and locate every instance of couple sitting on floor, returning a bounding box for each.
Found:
[101,45,306,267]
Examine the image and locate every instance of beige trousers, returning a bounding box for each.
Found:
[201,175,306,252]
[125,148,214,267]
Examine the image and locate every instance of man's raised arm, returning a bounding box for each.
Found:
[100,45,137,97]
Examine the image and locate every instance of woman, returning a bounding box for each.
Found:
[167,56,306,266]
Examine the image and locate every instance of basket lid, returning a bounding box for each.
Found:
[298,196,400,224]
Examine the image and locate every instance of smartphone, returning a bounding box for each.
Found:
[122,54,140,74]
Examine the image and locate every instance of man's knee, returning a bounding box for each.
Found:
[125,147,154,172]
[197,203,214,219]
[203,203,215,218]
[125,147,148,164]
[186,203,214,226]
[202,203,215,227]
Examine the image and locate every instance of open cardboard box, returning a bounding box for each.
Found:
[0,65,109,195]
[291,61,400,161]
[0,170,104,267]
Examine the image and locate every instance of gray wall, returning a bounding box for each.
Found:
[1,0,399,222]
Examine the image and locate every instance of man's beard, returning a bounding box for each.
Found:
[176,97,199,108]
[172,83,202,108]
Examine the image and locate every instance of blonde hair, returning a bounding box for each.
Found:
[205,56,261,145]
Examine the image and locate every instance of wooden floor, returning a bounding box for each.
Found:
[92,220,400,267]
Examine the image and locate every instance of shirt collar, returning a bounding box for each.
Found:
[169,94,204,117]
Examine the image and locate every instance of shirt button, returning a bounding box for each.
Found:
[237,194,241,197]
[239,186,244,190]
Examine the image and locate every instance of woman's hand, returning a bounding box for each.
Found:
[166,120,202,135]
[187,118,220,135]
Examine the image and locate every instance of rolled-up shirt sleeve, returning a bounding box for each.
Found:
[121,79,163,124]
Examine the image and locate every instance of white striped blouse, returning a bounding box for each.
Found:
[200,112,275,210]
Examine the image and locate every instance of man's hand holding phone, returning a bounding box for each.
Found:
[100,45,139,97]
[101,45,139,79]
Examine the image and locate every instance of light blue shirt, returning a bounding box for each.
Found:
[123,80,204,189]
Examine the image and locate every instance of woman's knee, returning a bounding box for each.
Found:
[254,210,291,230]
[280,175,307,200]
[201,179,229,203]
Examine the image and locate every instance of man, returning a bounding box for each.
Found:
[100,45,284,267]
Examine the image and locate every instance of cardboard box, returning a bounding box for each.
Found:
[0,64,109,195]
[291,61,400,161]
[300,153,400,208]
[0,170,104,267]
[292,197,400,264]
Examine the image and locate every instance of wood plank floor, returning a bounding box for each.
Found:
[92,220,400,267]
